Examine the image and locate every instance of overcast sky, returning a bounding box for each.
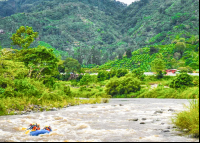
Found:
[117,0,139,5]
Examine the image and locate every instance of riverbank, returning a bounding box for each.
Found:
[0,97,105,116]
[0,99,198,142]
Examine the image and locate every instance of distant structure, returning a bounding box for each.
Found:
[166,69,177,75]
[0,29,5,34]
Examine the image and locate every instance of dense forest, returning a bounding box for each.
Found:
[0,0,199,66]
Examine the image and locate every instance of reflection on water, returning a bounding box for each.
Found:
[0,99,199,142]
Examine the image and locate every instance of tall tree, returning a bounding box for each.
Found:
[63,57,81,73]
[18,46,59,79]
[151,54,166,79]
[10,26,38,49]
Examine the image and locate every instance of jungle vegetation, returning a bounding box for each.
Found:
[0,0,199,66]
[0,0,199,137]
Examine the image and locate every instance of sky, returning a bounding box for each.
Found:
[117,0,139,5]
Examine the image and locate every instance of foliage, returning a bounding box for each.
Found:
[105,76,141,97]
[151,55,166,79]
[0,0,199,66]
[80,74,94,86]
[63,57,81,73]
[172,99,199,137]
[17,46,59,79]
[10,26,38,49]
[116,69,128,78]
[97,70,109,81]
[170,73,193,89]
[132,68,145,81]
[109,69,117,78]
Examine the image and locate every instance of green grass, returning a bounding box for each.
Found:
[172,99,199,137]
[0,95,103,116]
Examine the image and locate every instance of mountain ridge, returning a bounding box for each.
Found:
[0,0,199,66]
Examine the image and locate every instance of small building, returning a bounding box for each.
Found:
[144,72,155,76]
[0,29,5,34]
[166,69,177,75]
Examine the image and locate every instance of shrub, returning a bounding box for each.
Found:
[80,74,93,86]
[54,73,70,81]
[76,74,84,82]
[105,76,141,96]
[71,80,78,87]
[109,69,117,78]
[116,69,128,78]
[43,77,57,88]
[172,99,199,137]
[97,70,109,81]
[0,87,5,94]
[193,76,199,86]
[63,86,71,96]
[170,73,193,88]
[132,68,145,81]
[0,79,8,89]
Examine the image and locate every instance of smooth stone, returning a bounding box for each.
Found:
[119,104,124,106]
[142,118,147,120]
[154,110,163,114]
[168,109,175,112]
[162,130,170,132]
[129,118,138,121]
[140,122,145,124]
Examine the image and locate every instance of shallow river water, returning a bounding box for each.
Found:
[0,98,199,142]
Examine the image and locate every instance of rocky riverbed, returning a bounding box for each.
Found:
[0,98,199,142]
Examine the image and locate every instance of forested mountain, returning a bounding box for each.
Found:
[0,0,199,66]
[118,0,199,50]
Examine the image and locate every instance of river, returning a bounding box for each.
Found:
[0,98,199,142]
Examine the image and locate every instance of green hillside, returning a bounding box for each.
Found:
[0,0,199,67]
[99,34,199,72]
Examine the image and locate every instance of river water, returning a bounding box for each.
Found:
[0,98,199,142]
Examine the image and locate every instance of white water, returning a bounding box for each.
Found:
[0,99,199,142]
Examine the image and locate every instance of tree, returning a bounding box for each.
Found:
[63,57,81,73]
[10,26,38,49]
[97,70,109,81]
[170,73,193,88]
[17,46,59,79]
[150,46,159,55]
[172,38,186,57]
[151,54,166,79]
[126,48,132,58]
[0,48,29,80]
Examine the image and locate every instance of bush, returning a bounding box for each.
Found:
[172,99,199,137]
[54,74,70,81]
[116,69,128,78]
[105,76,141,96]
[80,74,93,86]
[97,70,109,81]
[0,87,5,94]
[0,76,10,88]
[193,76,199,86]
[170,73,193,89]
[76,74,84,82]
[43,77,57,88]
[132,68,145,81]
[71,80,78,87]
[109,69,117,78]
